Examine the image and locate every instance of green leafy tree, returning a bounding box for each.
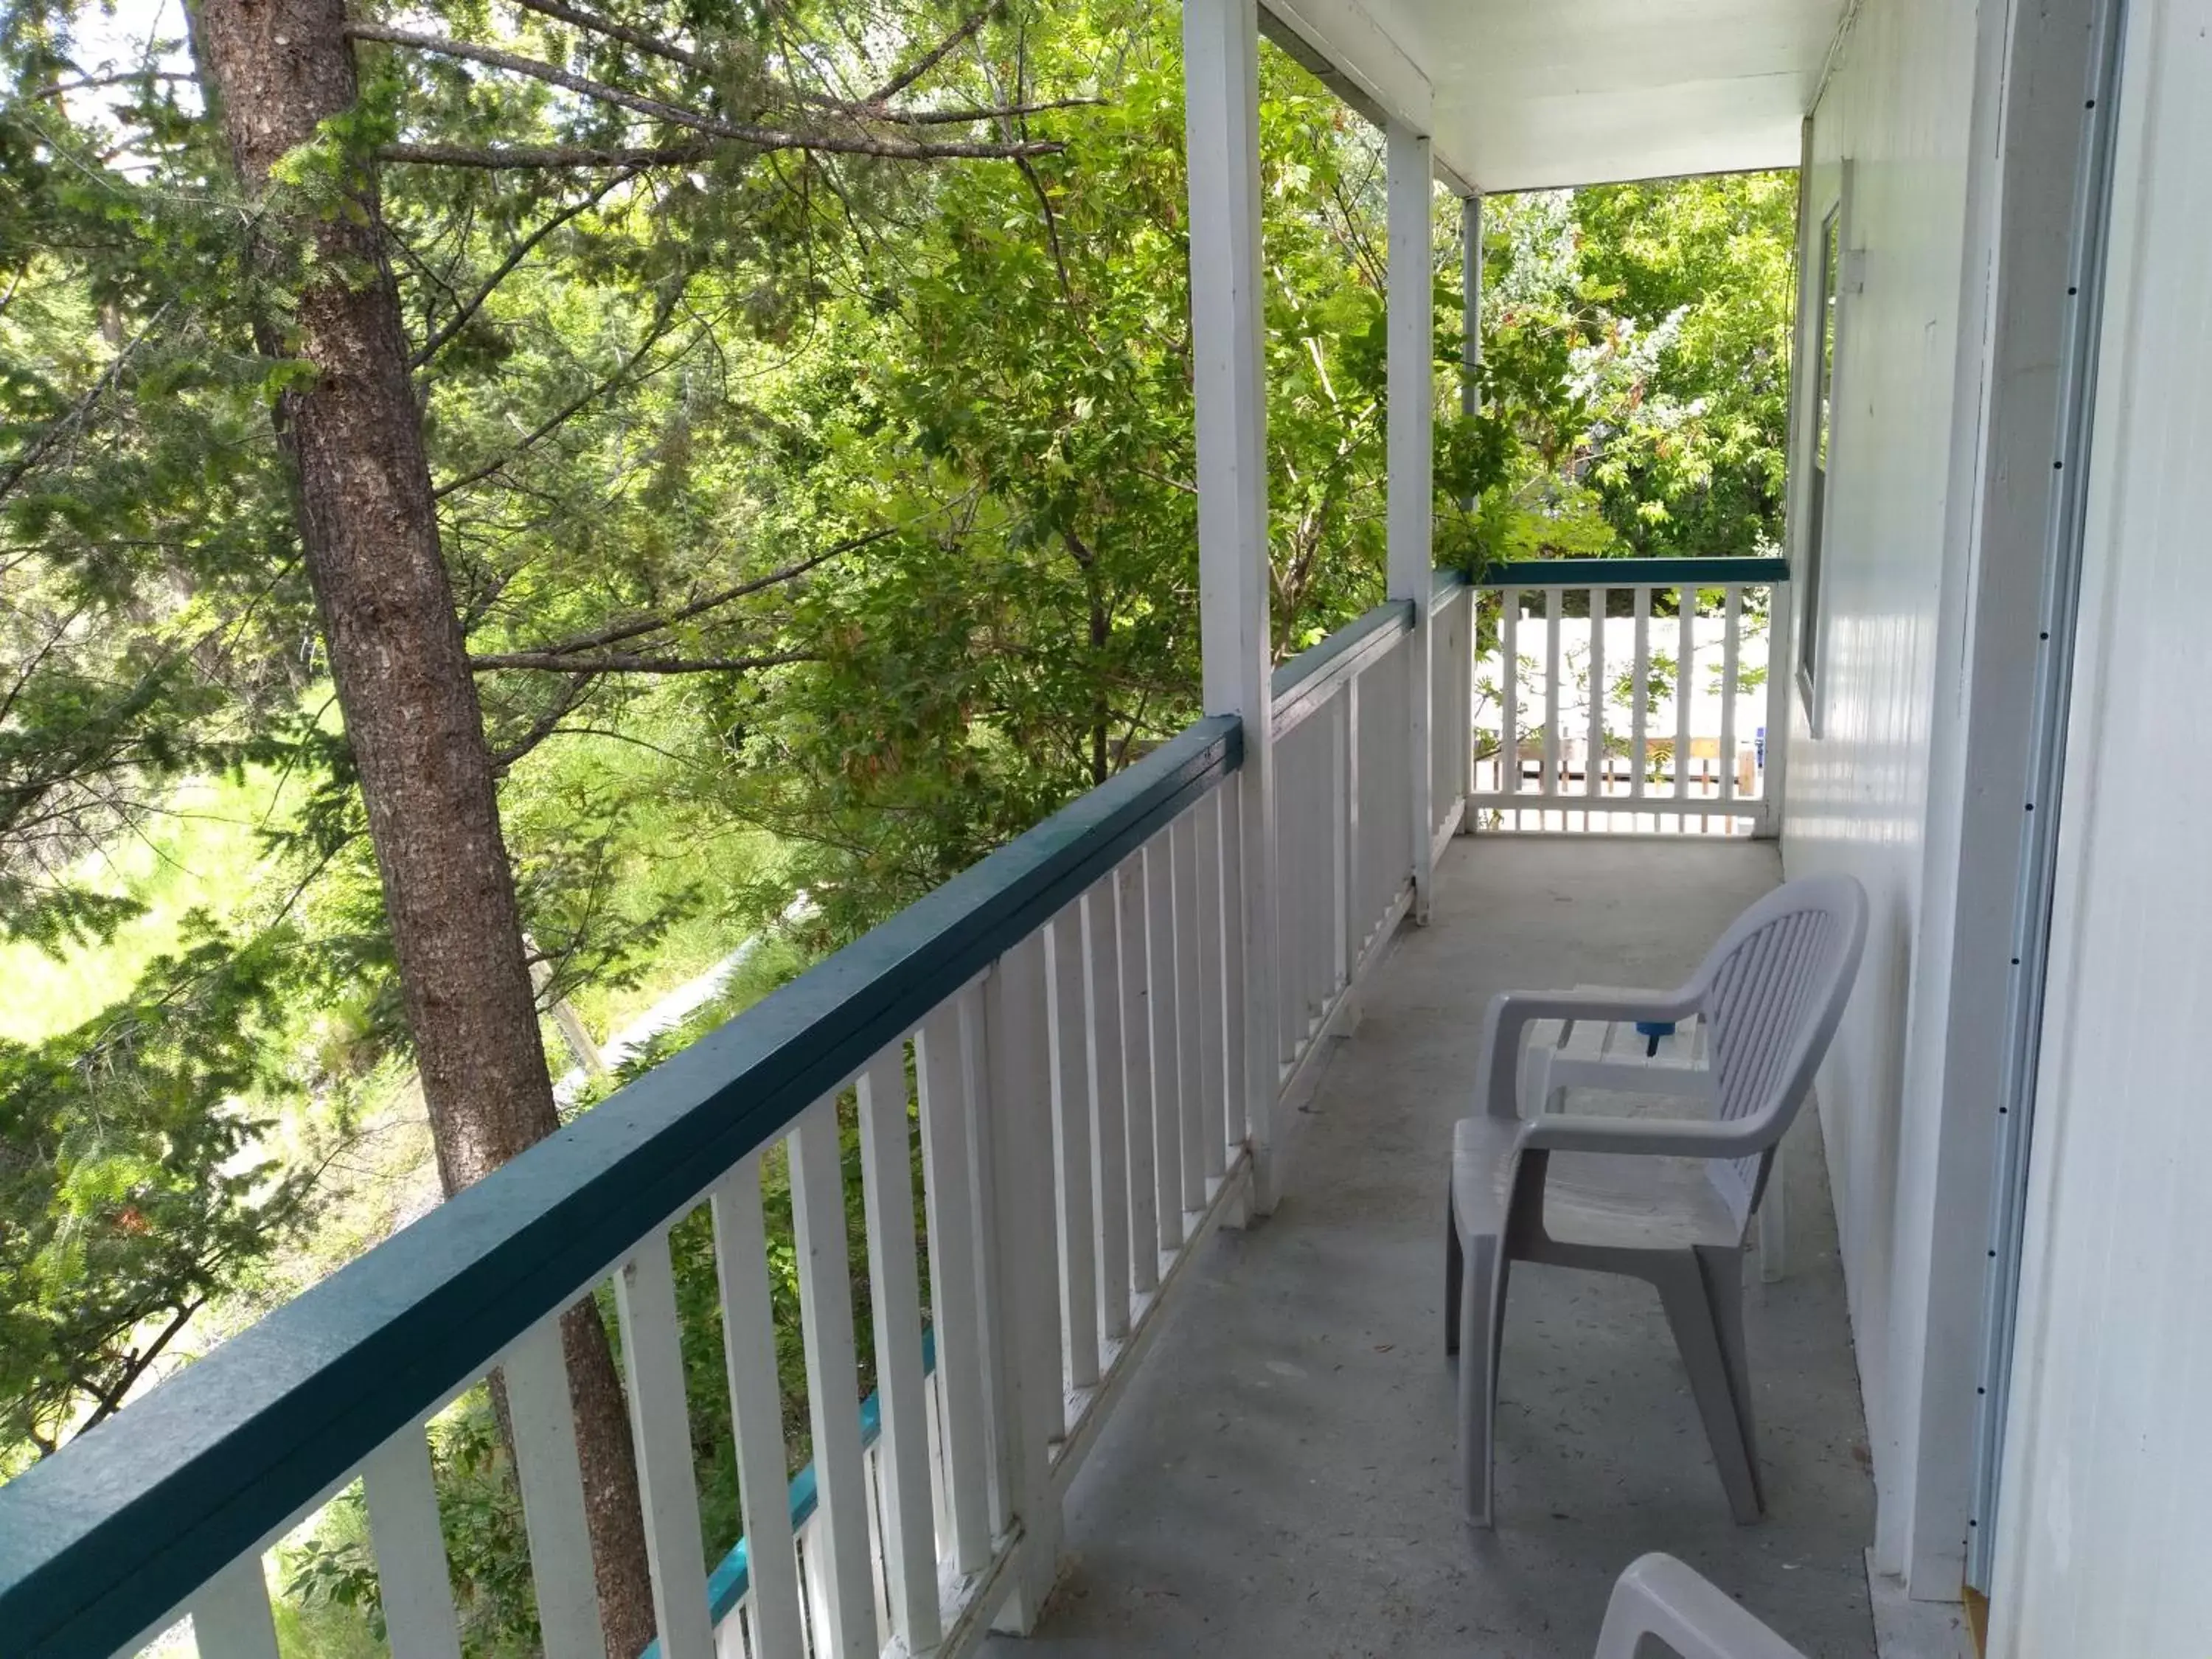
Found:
[0,925,315,1467]
[1444,175,1798,571]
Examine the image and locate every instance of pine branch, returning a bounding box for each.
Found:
[490,671,600,771]
[347,24,1064,161]
[872,95,1097,125]
[380,140,721,170]
[431,288,684,500]
[508,0,701,68]
[77,1298,204,1436]
[492,527,895,659]
[868,5,994,103]
[469,649,821,675]
[34,70,197,99]
[0,302,173,505]
[411,172,634,366]
[796,92,1106,125]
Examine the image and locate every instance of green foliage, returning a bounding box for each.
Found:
[695,0,1407,950]
[0,921,316,1464]
[1453,175,1798,572]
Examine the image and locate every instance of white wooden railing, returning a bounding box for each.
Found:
[1431,573,1475,851]
[1267,580,1463,1099]
[1469,558,1791,836]
[7,584,1488,1659]
[2,720,1260,1659]
[688,780,1258,1659]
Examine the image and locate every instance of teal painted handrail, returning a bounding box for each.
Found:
[1476,556,1791,587]
[1270,599,1411,706]
[0,719,1241,1659]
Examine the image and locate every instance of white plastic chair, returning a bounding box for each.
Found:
[1444,874,1868,1526]
[1591,1554,1809,1659]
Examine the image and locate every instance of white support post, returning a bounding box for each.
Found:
[1388,122,1436,920]
[1183,0,1280,1211]
[1461,193,1482,423]
[1455,192,1484,831]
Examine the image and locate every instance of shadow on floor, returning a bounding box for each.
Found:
[987,837,1877,1659]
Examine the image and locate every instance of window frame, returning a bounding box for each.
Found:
[1795,167,1851,735]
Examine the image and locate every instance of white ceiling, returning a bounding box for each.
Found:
[1262,0,1851,193]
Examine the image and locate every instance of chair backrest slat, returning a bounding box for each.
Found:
[1692,875,1868,1230]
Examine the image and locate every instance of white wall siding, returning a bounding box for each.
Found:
[1991,5,2212,1650]
[1781,0,1985,1580]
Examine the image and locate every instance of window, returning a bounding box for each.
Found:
[1798,200,1843,728]
[1799,204,1843,712]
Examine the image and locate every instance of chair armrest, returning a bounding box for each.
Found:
[1590,1554,1809,1659]
[1523,1114,1761,1158]
[1497,987,1705,1027]
[1479,987,1702,1121]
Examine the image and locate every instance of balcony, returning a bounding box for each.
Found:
[987,832,1874,1658]
[0,565,1882,1659]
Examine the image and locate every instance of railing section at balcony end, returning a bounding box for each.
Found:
[1471,557,1792,836]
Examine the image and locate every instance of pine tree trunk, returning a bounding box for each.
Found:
[192,3,655,1652]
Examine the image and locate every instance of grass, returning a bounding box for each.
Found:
[0,767,293,1044]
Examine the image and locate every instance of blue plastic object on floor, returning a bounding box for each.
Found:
[1635,1018,1676,1057]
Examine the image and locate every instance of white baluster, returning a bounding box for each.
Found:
[1587,587,1608,808]
[1721,585,1742,808]
[1336,677,1354,969]
[1631,587,1652,804]
[189,1555,279,1659]
[1143,835,1183,1250]
[616,1230,715,1659]
[1194,789,1229,1185]
[1329,689,1350,993]
[1082,877,1133,1341]
[1170,810,1206,1218]
[1280,728,1301,1050]
[862,1442,891,1640]
[1305,715,1325,1030]
[1543,586,1562,799]
[914,992,995,1573]
[502,1319,602,1659]
[1500,588,1520,799]
[1217,780,1250,1166]
[1045,907,1101,1393]
[1675,583,1695,803]
[1763,579,1793,831]
[787,1101,877,1659]
[709,1155,805,1655]
[924,1364,951,1569]
[362,1425,463,1659]
[981,928,1063,1632]
[1114,856,1161,1294]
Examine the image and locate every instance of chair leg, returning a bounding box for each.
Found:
[1444,1185,1464,1357]
[1457,1232,1506,1527]
[1654,1252,1764,1524]
[1695,1243,1761,1486]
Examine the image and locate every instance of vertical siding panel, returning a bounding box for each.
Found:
[1993,10,2212,1652]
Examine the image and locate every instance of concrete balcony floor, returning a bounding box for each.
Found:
[990,835,1877,1658]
